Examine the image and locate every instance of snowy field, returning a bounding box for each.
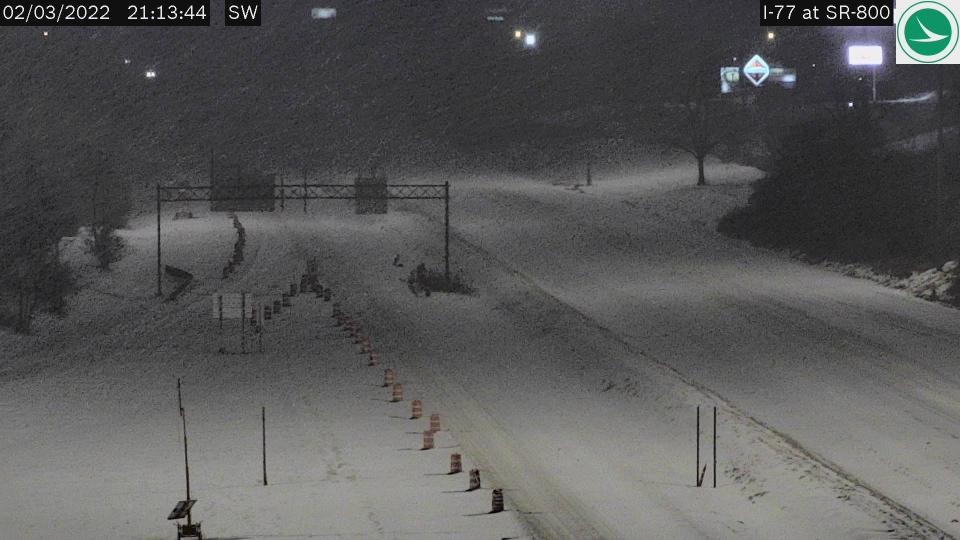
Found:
[3,156,960,539]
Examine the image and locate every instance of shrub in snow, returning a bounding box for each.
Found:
[77,149,131,271]
[719,108,960,276]
[407,263,474,296]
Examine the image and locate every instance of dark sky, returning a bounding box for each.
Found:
[0,1,908,177]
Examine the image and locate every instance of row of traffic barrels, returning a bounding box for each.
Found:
[332,303,505,515]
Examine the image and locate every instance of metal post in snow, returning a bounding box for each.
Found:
[696,405,700,487]
[713,406,717,489]
[262,406,268,486]
[178,378,192,525]
[444,181,450,286]
[156,184,162,297]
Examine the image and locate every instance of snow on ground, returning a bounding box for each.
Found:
[3,155,959,539]
[0,208,528,540]
[401,157,960,537]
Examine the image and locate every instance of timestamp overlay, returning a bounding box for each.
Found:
[761,1,894,26]
[0,0,262,26]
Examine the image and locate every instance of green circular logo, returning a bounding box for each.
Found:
[898,1,959,63]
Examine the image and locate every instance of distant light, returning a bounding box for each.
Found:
[848,45,883,66]
[486,15,504,22]
[811,63,817,67]
[145,69,157,79]
[123,58,131,65]
[847,101,855,108]
[311,7,336,19]
[513,29,523,39]
[42,31,48,37]
[524,32,537,48]
[767,31,775,40]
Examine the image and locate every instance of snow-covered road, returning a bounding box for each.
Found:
[4,157,960,538]
[401,160,960,537]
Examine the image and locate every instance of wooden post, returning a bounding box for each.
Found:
[696,406,700,487]
[156,184,162,297]
[262,406,268,486]
[713,406,717,489]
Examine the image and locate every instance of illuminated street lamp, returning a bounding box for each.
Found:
[513,29,523,40]
[145,69,157,79]
[524,32,537,48]
[767,31,775,41]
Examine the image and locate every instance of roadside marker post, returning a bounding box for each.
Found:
[262,406,268,486]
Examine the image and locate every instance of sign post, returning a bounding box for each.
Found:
[212,293,255,353]
[848,45,883,102]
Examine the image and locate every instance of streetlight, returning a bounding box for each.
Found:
[145,69,157,79]
[513,29,523,40]
[524,32,537,48]
[767,31,775,41]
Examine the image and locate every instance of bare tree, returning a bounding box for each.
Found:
[0,157,76,333]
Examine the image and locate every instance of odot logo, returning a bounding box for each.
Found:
[897,0,960,64]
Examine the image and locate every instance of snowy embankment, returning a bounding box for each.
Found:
[817,259,958,303]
